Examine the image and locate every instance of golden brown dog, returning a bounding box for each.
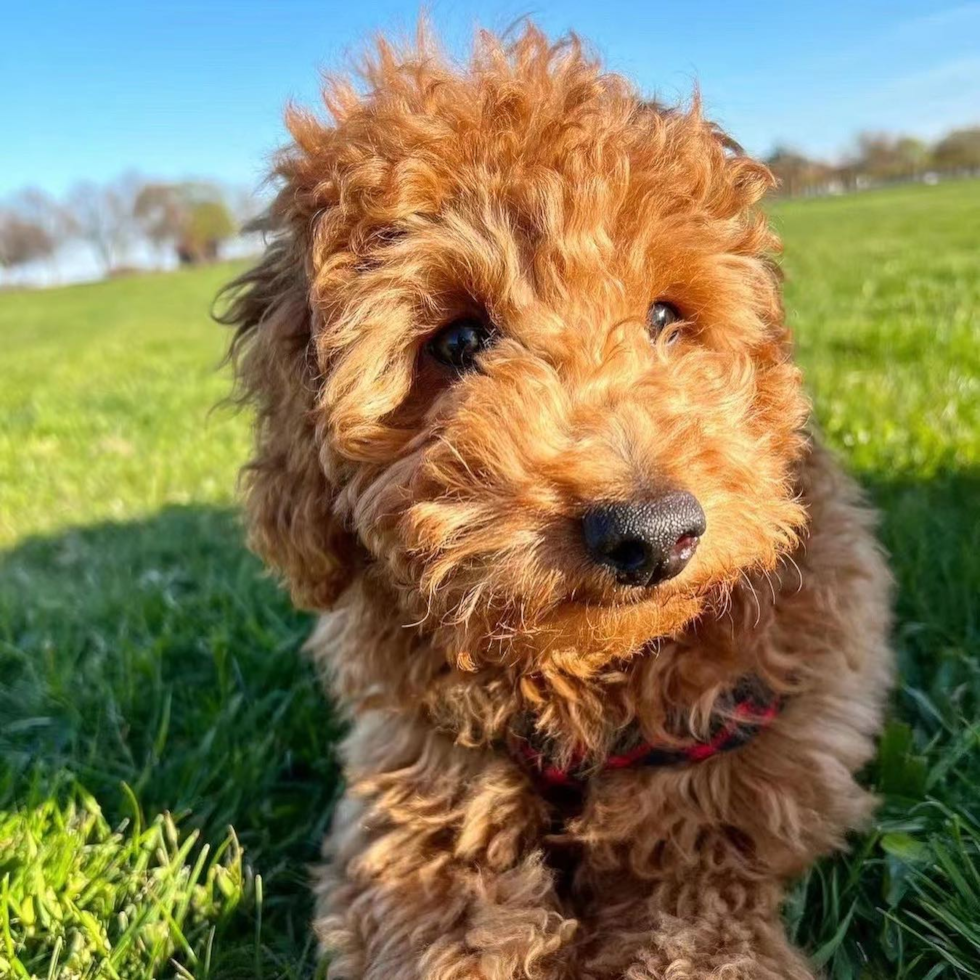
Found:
[222,24,893,980]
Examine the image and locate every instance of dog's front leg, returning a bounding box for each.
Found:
[580,868,813,980]
[314,716,576,980]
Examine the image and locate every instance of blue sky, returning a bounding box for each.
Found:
[3,1,979,199]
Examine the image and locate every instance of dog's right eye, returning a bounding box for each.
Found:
[427,318,494,373]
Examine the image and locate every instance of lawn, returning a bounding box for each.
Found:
[1,179,978,978]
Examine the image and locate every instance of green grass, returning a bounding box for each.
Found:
[772,182,980,978]
[1,179,978,978]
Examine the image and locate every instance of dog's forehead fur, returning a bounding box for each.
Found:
[286,32,766,222]
[284,32,781,344]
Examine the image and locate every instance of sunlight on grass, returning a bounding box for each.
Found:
[0,785,250,979]
[0,264,251,547]
[0,180,978,978]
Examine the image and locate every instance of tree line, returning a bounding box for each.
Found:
[766,126,980,197]
[3,125,979,280]
[0,176,257,282]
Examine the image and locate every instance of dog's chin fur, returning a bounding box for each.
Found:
[221,23,894,980]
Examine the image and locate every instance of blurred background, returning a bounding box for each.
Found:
[3,1,980,287]
[1,3,977,979]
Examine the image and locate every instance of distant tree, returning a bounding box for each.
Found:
[932,128,980,172]
[0,189,73,284]
[9,188,76,243]
[132,181,236,265]
[133,182,185,260]
[181,198,235,262]
[765,148,809,196]
[0,212,56,279]
[67,177,139,274]
[852,132,934,181]
[765,147,833,197]
[894,137,931,178]
[853,132,901,180]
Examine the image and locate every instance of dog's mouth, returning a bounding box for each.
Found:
[560,556,706,610]
[564,583,672,609]
[558,572,706,612]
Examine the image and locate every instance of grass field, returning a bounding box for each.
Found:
[1,179,978,979]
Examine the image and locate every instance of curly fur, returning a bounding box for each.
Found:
[220,23,894,980]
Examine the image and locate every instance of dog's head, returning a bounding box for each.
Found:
[222,27,809,673]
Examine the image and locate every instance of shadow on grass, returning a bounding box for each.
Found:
[0,467,976,978]
[863,467,979,694]
[0,504,342,976]
[788,465,980,979]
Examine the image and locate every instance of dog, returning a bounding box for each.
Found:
[221,24,893,980]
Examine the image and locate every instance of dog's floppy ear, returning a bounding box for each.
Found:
[218,205,358,609]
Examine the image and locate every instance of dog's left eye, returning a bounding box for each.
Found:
[428,318,494,372]
[647,301,683,343]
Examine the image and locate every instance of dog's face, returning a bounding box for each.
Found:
[226,29,809,672]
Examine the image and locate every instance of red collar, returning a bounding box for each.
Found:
[510,675,782,788]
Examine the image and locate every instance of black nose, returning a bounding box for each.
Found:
[581,492,706,587]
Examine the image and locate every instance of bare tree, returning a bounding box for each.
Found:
[67,176,139,274]
[10,188,75,241]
